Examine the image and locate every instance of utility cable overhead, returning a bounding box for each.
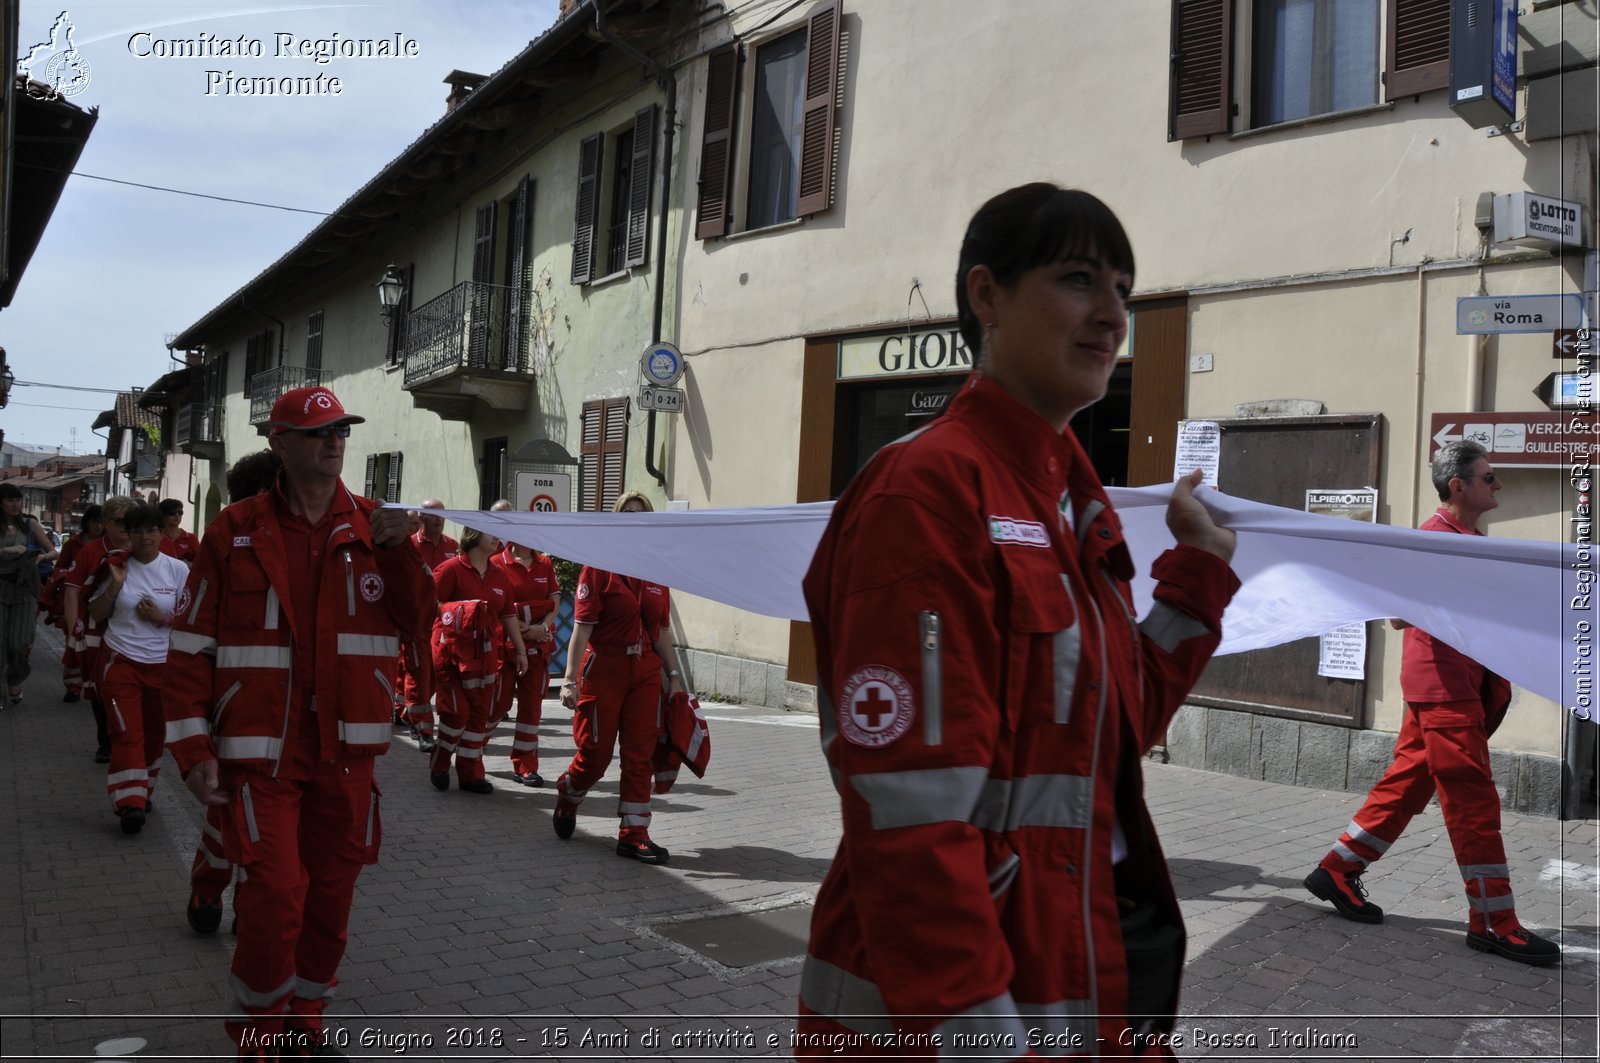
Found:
[14,162,346,217]
[13,380,130,394]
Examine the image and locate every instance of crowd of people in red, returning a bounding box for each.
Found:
[30,386,696,1058]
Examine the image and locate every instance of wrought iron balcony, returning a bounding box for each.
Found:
[248,366,324,427]
[401,281,536,419]
[176,402,224,458]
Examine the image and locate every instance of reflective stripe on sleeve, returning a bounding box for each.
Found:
[970,774,1093,833]
[338,633,401,658]
[1139,600,1212,654]
[848,766,989,831]
[169,630,217,656]
[798,956,894,1036]
[216,645,292,670]
[337,721,392,745]
[932,993,1029,1050]
[166,717,210,743]
[217,736,284,761]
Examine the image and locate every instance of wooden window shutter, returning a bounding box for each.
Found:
[1385,0,1449,100]
[695,46,739,240]
[386,451,404,503]
[571,132,604,284]
[363,453,378,498]
[472,201,497,285]
[306,311,324,373]
[580,398,602,511]
[469,202,498,367]
[624,105,656,268]
[1168,0,1232,140]
[600,398,628,513]
[506,176,532,370]
[795,0,842,219]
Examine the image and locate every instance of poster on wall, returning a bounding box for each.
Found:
[1173,420,1221,487]
[1308,488,1380,680]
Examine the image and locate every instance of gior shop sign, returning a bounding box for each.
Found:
[838,328,972,381]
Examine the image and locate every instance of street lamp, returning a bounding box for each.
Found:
[376,264,406,323]
[0,358,14,410]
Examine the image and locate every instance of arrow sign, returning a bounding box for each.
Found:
[1457,294,1586,334]
[1433,422,1461,449]
[1553,328,1591,359]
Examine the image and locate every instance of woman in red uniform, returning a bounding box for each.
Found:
[554,492,688,864]
[488,511,561,787]
[42,504,102,702]
[429,526,527,793]
[798,185,1239,1057]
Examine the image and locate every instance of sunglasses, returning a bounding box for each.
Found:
[294,424,351,439]
[1460,472,1497,484]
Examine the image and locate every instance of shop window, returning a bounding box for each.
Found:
[695,0,843,238]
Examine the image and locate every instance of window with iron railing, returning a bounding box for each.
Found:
[248,365,324,425]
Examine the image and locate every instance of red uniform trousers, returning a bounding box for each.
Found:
[399,640,435,739]
[431,666,495,783]
[99,653,165,813]
[494,650,550,774]
[61,641,83,696]
[191,803,235,904]
[558,647,660,837]
[1321,697,1516,934]
[221,759,378,1048]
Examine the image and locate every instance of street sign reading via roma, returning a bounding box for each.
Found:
[1456,294,1586,334]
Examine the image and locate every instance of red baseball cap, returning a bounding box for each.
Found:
[268,386,366,435]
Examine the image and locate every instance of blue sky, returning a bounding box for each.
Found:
[3,0,559,455]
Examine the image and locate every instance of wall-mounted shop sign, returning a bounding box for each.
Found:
[1493,192,1590,250]
[838,327,973,381]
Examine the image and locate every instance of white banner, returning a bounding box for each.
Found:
[402,487,1595,719]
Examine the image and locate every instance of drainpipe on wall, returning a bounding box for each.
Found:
[592,0,677,487]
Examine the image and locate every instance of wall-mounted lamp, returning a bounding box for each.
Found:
[376,264,406,322]
[0,353,14,410]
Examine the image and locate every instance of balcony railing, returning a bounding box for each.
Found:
[402,281,533,389]
[176,402,223,449]
[249,366,324,425]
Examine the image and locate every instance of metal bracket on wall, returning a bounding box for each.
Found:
[1486,121,1525,137]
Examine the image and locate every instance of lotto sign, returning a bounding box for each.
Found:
[514,472,571,512]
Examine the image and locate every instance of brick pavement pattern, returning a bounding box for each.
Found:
[0,621,1596,1061]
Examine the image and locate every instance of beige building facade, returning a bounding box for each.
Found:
[660,0,1597,813]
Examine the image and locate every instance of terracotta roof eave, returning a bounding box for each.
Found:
[169,0,617,350]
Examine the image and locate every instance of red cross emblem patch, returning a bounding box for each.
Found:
[839,666,915,748]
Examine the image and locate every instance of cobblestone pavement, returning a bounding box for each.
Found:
[1,621,1596,1061]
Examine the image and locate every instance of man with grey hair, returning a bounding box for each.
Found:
[1304,440,1559,965]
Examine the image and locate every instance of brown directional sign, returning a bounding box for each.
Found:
[1553,328,1590,359]
[1431,411,1599,468]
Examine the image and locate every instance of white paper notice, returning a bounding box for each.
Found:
[1318,623,1368,680]
[1174,420,1221,487]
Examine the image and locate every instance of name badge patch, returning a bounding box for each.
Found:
[988,516,1050,548]
[233,536,252,547]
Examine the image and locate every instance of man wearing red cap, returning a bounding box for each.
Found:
[165,385,435,1057]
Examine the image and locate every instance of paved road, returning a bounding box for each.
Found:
[1,621,1596,1061]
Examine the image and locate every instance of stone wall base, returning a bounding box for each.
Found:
[679,647,817,713]
[1164,703,1566,819]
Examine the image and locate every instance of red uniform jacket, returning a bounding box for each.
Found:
[799,374,1238,1054]
[492,547,561,663]
[652,691,711,793]
[158,527,201,564]
[164,483,435,776]
[1399,508,1513,709]
[433,598,501,683]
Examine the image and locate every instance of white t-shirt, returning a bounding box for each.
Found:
[101,553,190,664]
